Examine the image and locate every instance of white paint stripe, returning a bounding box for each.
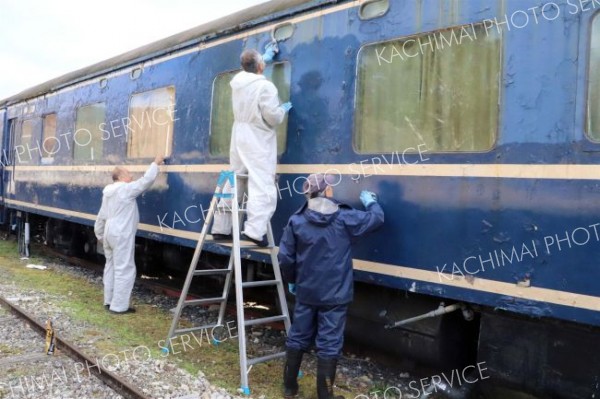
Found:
[11,163,600,180]
[354,260,600,312]
[5,198,599,312]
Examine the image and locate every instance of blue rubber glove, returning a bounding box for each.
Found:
[281,102,293,112]
[360,190,377,207]
[288,283,296,295]
[262,41,279,64]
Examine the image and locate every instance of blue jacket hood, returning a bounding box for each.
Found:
[302,197,340,226]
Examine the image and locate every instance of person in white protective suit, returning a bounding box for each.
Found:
[211,47,292,246]
[94,156,164,314]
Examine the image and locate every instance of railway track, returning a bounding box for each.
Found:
[0,294,149,399]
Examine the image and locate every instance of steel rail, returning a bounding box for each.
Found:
[0,295,149,399]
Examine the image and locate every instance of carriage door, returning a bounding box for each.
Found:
[3,118,18,198]
[0,111,6,223]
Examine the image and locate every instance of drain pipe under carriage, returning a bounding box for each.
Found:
[385,302,477,399]
[384,302,474,329]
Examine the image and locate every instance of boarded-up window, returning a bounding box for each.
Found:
[74,103,105,162]
[588,15,600,140]
[128,86,175,158]
[355,23,501,153]
[210,62,291,157]
[42,113,57,159]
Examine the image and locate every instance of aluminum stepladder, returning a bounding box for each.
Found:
[165,170,291,395]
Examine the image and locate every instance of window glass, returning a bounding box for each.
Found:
[18,119,35,164]
[42,113,57,159]
[588,14,600,140]
[359,0,389,20]
[210,62,291,157]
[74,103,105,161]
[355,23,501,153]
[128,86,175,158]
[7,119,17,164]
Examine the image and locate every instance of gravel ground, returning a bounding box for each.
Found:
[0,307,122,399]
[0,251,417,399]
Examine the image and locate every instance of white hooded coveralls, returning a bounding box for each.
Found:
[94,163,159,312]
[212,70,286,240]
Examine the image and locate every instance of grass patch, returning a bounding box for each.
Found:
[0,344,21,356]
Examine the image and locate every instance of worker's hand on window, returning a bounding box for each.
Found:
[360,190,377,208]
[262,41,279,64]
[288,283,296,296]
[281,102,293,113]
[154,156,165,165]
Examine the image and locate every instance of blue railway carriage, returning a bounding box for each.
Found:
[1,0,599,396]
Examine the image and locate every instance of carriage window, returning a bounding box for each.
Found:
[128,86,175,158]
[588,15,600,140]
[210,62,291,157]
[355,23,501,153]
[359,0,389,20]
[17,119,35,164]
[42,113,57,159]
[74,103,105,162]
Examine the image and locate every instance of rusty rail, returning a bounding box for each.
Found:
[0,295,149,399]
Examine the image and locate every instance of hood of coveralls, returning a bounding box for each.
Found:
[303,197,339,226]
[230,70,266,91]
[102,182,125,197]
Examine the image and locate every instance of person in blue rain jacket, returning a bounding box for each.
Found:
[278,173,384,399]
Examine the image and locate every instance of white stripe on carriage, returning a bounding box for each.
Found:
[354,260,600,313]
[10,163,600,180]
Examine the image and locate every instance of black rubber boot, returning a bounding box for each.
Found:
[317,357,344,399]
[283,348,303,398]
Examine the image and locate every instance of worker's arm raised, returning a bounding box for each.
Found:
[259,83,287,127]
[124,157,164,199]
[343,192,385,238]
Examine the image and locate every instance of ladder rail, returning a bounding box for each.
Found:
[231,177,251,393]
[217,255,234,326]
[267,222,292,334]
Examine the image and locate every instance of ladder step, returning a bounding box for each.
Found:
[174,324,219,336]
[184,297,226,306]
[240,244,274,249]
[247,351,286,366]
[244,315,287,327]
[242,280,280,288]
[194,268,231,276]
